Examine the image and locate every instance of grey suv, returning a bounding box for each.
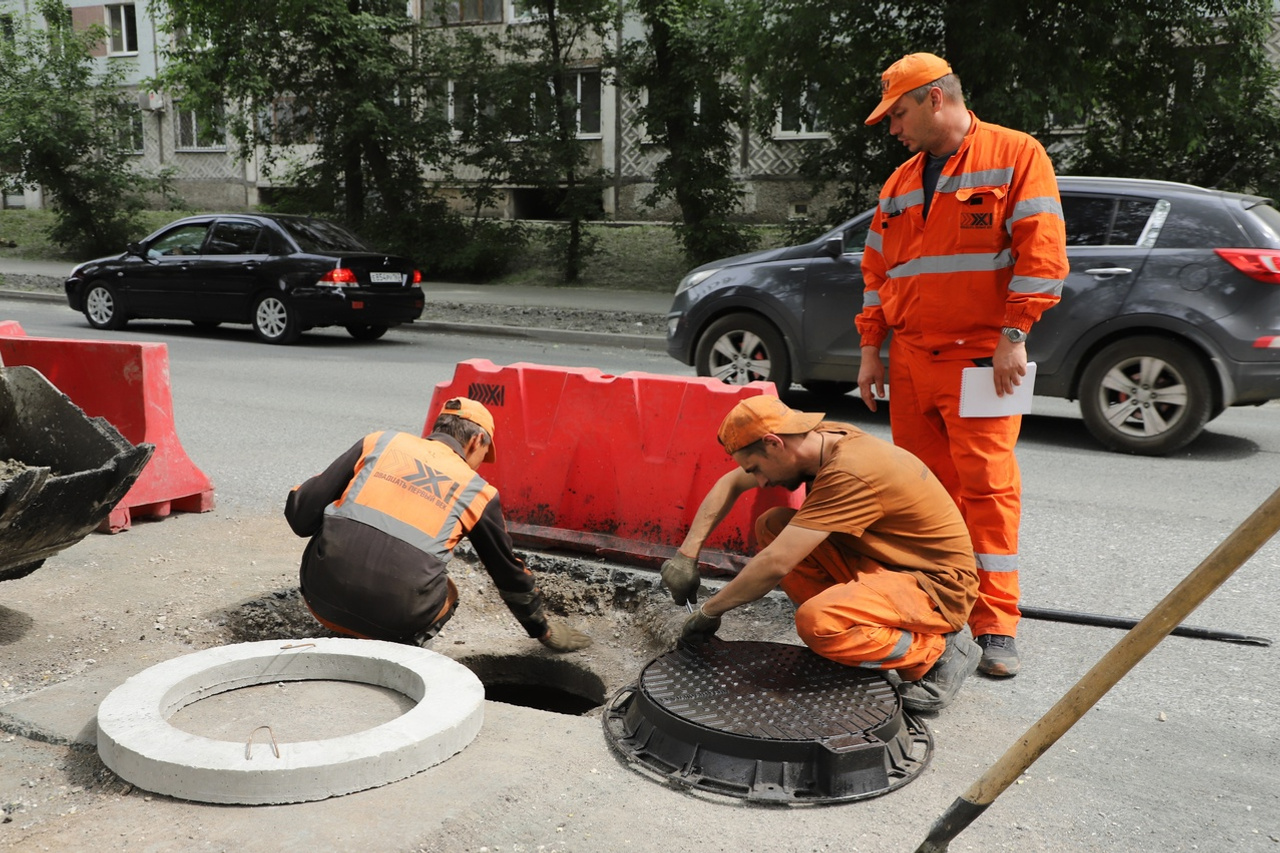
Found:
[665,176,1280,455]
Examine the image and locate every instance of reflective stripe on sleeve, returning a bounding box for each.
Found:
[888,249,1013,279]
[1007,195,1063,230]
[1010,274,1064,296]
[976,553,1018,572]
[865,230,882,253]
[863,290,881,306]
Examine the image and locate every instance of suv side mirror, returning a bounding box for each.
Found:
[818,235,845,259]
[126,241,145,257]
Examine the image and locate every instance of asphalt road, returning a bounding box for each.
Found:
[3,297,1279,851]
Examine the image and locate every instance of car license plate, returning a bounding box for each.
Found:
[369,272,401,283]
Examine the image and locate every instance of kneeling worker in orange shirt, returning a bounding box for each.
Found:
[661,396,981,711]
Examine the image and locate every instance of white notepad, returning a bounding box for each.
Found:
[959,362,1037,417]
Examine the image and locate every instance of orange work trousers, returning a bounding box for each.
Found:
[887,340,1022,637]
[757,508,952,681]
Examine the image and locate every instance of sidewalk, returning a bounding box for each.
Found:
[0,257,673,350]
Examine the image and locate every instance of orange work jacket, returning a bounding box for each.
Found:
[857,113,1067,360]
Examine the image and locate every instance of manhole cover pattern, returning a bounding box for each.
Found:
[640,640,899,742]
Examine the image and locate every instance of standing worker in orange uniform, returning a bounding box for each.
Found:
[856,53,1067,677]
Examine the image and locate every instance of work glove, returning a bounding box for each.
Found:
[660,553,701,606]
[539,618,593,653]
[680,606,722,646]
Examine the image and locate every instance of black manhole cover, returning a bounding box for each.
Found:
[603,639,932,804]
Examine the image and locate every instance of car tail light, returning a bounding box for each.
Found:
[318,267,359,286]
[412,270,422,284]
[1215,249,1280,284]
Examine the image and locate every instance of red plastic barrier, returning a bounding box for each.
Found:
[0,321,25,338]
[425,360,803,569]
[0,334,214,532]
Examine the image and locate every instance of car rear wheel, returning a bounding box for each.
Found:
[345,324,389,341]
[252,294,301,345]
[694,313,792,392]
[1078,336,1212,455]
[83,281,127,330]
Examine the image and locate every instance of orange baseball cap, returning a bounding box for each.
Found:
[441,397,497,462]
[865,52,953,126]
[717,396,824,455]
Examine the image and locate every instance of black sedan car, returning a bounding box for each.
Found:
[65,213,425,344]
[666,176,1280,455]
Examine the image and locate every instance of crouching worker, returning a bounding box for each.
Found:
[285,397,591,653]
[661,396,979,711]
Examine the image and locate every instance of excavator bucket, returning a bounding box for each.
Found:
[0,365,153,582]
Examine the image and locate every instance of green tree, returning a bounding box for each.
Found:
[622,0,758,266]
[445,0,615,282]
[743,0,1280,219]
[152,0,458,253]
[0,1,172,257]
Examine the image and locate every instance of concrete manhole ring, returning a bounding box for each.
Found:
[96,637,484,804]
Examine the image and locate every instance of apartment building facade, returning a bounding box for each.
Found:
[6,1,1280,221]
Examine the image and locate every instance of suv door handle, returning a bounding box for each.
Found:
[1084,267,1133,278]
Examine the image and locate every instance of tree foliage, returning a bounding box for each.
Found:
[742,0,1280,221]
[621,0,758,266]
[151,0,457,241]
[447,0,616,281]
[0,1,172,256]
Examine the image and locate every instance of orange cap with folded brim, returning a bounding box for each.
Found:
[865,52,953,126]
[717,396,824,455]
[441,396,497,463]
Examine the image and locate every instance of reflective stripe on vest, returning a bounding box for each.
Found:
[327,431,495,562]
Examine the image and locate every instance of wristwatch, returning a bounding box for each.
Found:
[1001,326,1029,344]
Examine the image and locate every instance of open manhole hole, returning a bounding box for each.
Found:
[456,653,605,715]
[603,639,933,804]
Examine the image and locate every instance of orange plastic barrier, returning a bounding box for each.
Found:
[425,360,802,570]
[0,334,214,531]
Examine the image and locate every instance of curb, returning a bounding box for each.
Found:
[0,289,667,352]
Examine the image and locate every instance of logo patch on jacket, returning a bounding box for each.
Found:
[401,461,456,500]
[961,212,993,229]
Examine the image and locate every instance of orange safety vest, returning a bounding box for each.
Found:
[857,113,1067,359]
[326,431,497,561]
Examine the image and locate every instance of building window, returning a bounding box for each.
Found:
[446,80,479,130]
[776,82,827,138]
[117,111,145,154]
[507,0,536,22]
[565,70,600,137]
[424,0,503,26]
[258,97,315,144]
[175,103,226,151]
[106,4,138,55]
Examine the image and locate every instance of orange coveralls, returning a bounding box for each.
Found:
[857,113,1067,637]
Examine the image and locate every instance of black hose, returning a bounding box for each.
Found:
[1019,605,1271,646]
